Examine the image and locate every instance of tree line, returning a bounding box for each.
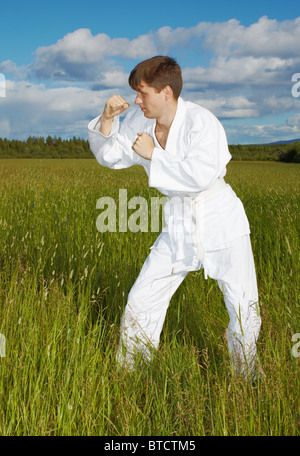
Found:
[0,136,92,159]
[0,135,299,162]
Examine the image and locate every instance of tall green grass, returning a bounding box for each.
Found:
[0,159,299,435]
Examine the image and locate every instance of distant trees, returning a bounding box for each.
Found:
[0,136,93,159]
[0,136,299,162]
[229,141,300,162]
[279,142,300,163]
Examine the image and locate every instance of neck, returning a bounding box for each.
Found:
[156,98,178,131]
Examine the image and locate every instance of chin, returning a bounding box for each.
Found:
[143,111,154,119]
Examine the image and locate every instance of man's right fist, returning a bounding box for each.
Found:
[100,95,130,135]
[102,95,130,120]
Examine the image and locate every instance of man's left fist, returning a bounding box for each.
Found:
[132,132,154,160]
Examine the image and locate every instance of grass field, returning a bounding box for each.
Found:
[0,158,299,436]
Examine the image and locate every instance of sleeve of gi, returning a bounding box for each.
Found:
[149,108,232,193]
[87,109,143,169]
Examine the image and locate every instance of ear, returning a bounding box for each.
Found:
[163,85,173,100]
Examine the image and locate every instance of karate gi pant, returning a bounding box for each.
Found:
[116,234,261,378]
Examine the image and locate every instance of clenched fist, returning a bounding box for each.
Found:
[132,132,154,160]
[100,95,130,136]
[103,95,130,120]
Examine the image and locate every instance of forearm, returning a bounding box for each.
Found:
[88,112,142,169]
[99,115,114,136]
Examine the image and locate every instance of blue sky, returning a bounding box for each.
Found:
[0,0,299,144]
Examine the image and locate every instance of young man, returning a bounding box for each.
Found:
[88,56,262,379]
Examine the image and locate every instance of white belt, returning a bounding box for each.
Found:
[168,178,227,265]
[168,178,227,205]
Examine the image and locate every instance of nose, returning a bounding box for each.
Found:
[135,94,142,105]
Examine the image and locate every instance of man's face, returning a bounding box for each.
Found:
[134,81,166,119]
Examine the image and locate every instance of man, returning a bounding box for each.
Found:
[88,56,262,379]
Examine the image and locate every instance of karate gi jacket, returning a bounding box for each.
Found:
[88,97,250,276]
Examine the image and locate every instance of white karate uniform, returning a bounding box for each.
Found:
[88,97,261,378]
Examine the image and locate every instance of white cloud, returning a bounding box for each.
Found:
[91,70,129,90]
[225,119,300,144]
[27,17,300,98]
[190,16,300,58]
[0,79,116,139]
[1,16,300,143]
[185,93,259,119]
[0,59,28,80]
[31,28,157,82]
[183,55,298,90]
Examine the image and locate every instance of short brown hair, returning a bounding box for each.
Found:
[128,56,183,99]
